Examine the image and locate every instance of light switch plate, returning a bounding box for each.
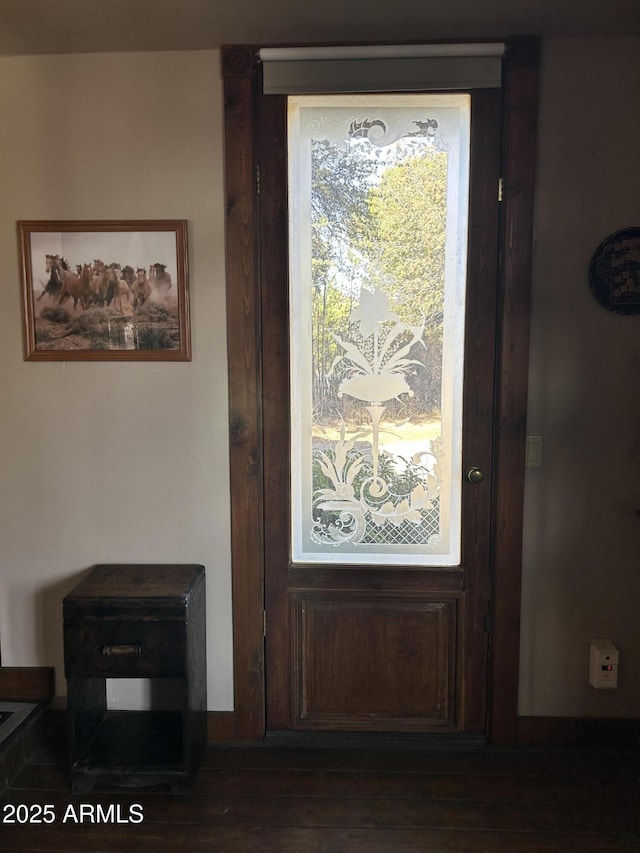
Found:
[525,435,543,468]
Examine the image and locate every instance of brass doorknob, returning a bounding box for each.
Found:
[466,466,485,484]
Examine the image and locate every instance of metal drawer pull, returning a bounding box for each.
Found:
[102,644,143,657]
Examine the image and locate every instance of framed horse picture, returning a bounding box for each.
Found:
[18,220,191,361]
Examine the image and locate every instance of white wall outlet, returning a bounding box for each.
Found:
[589,639,619,689]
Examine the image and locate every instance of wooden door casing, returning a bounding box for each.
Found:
[222,39,540,743]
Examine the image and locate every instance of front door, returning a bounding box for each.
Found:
[261,88,501,734]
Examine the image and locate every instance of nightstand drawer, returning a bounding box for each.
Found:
[64,619,186,678]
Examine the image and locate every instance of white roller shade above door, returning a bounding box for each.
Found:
[259,43,505,94]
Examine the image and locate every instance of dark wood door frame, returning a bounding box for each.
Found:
[222,38,540,745]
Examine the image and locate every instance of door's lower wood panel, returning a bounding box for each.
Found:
[291,591,458,732]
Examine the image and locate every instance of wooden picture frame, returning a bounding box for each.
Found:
[18,220,191,361]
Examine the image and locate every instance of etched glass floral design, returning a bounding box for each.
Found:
[313,287,441,547]
[289,94,470,565]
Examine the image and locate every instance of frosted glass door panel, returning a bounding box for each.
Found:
[289,94,470,565]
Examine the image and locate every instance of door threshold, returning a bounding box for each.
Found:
[264,729,487,751]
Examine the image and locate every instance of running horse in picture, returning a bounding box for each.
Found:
[37,254,64,303]
[42,254,91,311]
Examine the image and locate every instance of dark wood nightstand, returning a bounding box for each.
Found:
[63,564,206,793]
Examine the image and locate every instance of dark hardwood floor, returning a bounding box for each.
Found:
[1,723,638,851]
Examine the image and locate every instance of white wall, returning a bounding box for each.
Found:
[1,38,638,721]
[521,38,640,716]
[0,50,234,710]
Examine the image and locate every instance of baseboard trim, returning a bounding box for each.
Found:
[19,706,640,751]
[205,714,640,749]
[0,668,55,702]
[207,711,237,743]
[46,707,238,744]
[517,716,640,749]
